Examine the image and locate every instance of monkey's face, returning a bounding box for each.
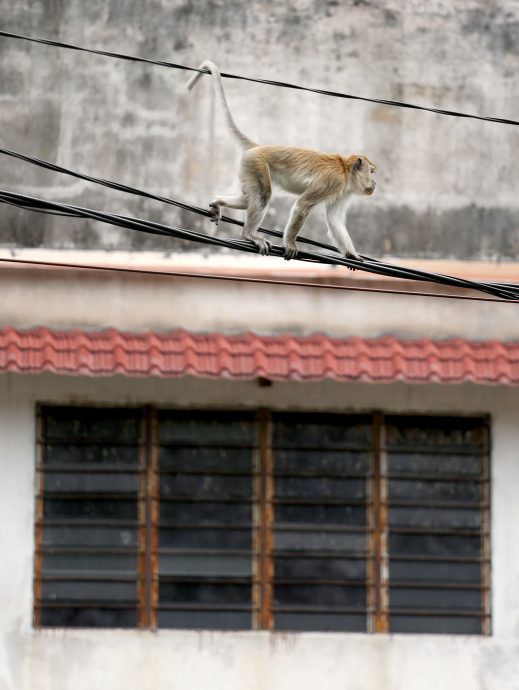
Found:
[350,156,377,196]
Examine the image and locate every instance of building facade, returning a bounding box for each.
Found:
[0,254,519,690]
[1,1,519,689]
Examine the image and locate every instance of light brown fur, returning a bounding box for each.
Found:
[187,61,377,260]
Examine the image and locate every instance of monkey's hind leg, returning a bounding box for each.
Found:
[209,194,248,226]
[240,158,272,256]
[241,197,271,255]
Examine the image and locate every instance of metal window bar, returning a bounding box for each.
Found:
[33,410,45,627]
[367,412,389,633]
[253,410,274,630]
[479,421,492,635]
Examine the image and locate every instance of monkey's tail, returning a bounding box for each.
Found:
[186,60,257,150]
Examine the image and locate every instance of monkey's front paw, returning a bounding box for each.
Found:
[344,251,363,262]
[209,202,221,225]
[284,243,298,261]
[255,238,271,256]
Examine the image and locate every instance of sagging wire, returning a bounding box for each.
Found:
[0,30,518,127]
[1,255,518,304]
[1,185,518,301]
[1,146,519,300]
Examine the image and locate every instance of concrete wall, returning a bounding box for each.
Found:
[0,0,518,259]
[2,371,519,690]
[1,257,519,340]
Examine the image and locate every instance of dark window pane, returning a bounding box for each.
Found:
[388,479,481,502]
[43,407,140,443]
[275,557,366,580]
[160,446,252,472]
[41,551,137,574]
[275,449,370,475]
[388,453,481,476]
[275,529,365,553]
[42,526,137,548]
[159,553,252,577]
[390,587,482,611]
[43,498,137,520]
[389,506,481,530]
[160,527,251,549]
[160,473,252,499]
[160,500,251,524]
[276,503,366,526]
[43,472,139,493]
[276,476,366,500]
[158,412,254,445]
[389,532,481,557]
[160,581,251,605]
[390,615,483,635]
[385,416,486,451]
[273,414,372,448]
[390,559,482,585]
[40,606,136,628]
[158,610,251,630]
[275,613,366,632]
[44,445,139,467]
[274,584,365,608]
[41,580,136,602]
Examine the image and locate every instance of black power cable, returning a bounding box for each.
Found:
[2,145,519,299]
[1,187,518,300]
[0,30,518,127]
[1,255,517,304]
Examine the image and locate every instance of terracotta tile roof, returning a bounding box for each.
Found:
[1,327,518,385]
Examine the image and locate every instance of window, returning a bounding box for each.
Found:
[35,406,490,634]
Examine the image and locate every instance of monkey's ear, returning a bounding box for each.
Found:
[353,157,363,172]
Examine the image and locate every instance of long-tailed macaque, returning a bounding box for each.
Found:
[187,61,376,260]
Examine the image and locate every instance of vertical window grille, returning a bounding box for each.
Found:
[385,416,490,634]
[271,413,372,632]
[35,407,142,627]
[35,407,490,634]
[157,411,255,629]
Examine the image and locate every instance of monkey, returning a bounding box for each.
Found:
[187,60,376,261]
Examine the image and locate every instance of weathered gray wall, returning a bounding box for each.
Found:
[0,0,518,258]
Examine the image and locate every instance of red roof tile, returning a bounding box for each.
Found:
[1,327,519,385]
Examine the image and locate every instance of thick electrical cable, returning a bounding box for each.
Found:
[1,255,518,304]
[2,145,519,299]
[1,187,518,300]
[0,30,518,127]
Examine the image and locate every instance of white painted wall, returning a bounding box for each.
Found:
[1,258,519,340]
[1,371,519,690]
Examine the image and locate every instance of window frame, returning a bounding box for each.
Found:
[33,404,491,634]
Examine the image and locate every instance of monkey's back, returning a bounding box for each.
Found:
[248,145,350,198]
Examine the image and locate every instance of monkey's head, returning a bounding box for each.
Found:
[348,156,377,196]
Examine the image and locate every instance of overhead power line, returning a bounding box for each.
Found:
[0,181,518,300]
[2,144,519,298]
[0,30,518,127]
[1,255,518,304]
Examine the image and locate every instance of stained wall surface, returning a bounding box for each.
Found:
[0,0,518,258]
